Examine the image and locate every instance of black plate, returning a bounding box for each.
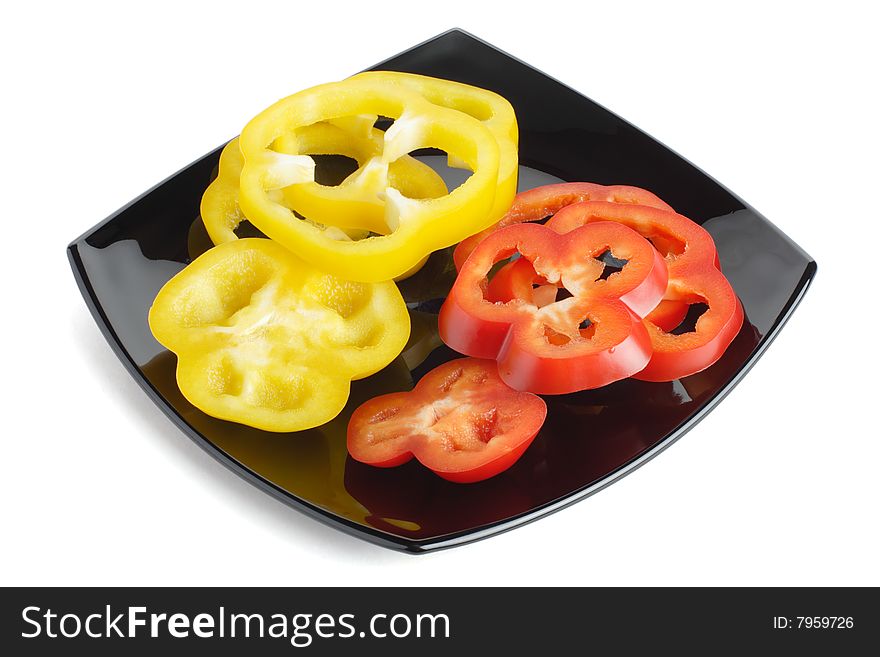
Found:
[68,29,816,552]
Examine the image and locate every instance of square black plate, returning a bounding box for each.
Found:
[68,29,815,553]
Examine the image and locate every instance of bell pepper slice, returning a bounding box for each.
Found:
[348,71,518,227]
[237,74,505,282]
[439,221,668,394]
[200,125,447,246]
[460,182,694,334]
[347,358,547,483]
[545,201,743,380]
[275,118,449,236]
[454,181,674,270]
[645,299,690,333]
[488,253,689,332]
[148,238,410,432]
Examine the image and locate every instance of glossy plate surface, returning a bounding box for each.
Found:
[68,29,815,552]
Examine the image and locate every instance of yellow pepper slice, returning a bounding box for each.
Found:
[237,74,505,282]
[148,238,410,432]
[276,119,448,235]
[200,123,447,246]
[347,71,518,227]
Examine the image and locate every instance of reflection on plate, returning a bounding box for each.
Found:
[68,29,815,552]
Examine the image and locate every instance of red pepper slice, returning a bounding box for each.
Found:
[347,358,547,483]
[483,234,677,329]
[545,201,743,380]
[645,299,691,333]
[454,182,674,270]
[487,257,689,334]
[439,221,668,394]
[457,182,700,332]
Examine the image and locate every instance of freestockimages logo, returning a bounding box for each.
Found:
[21,606,450,647]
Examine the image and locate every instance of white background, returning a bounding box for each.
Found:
[3,1,877,586]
